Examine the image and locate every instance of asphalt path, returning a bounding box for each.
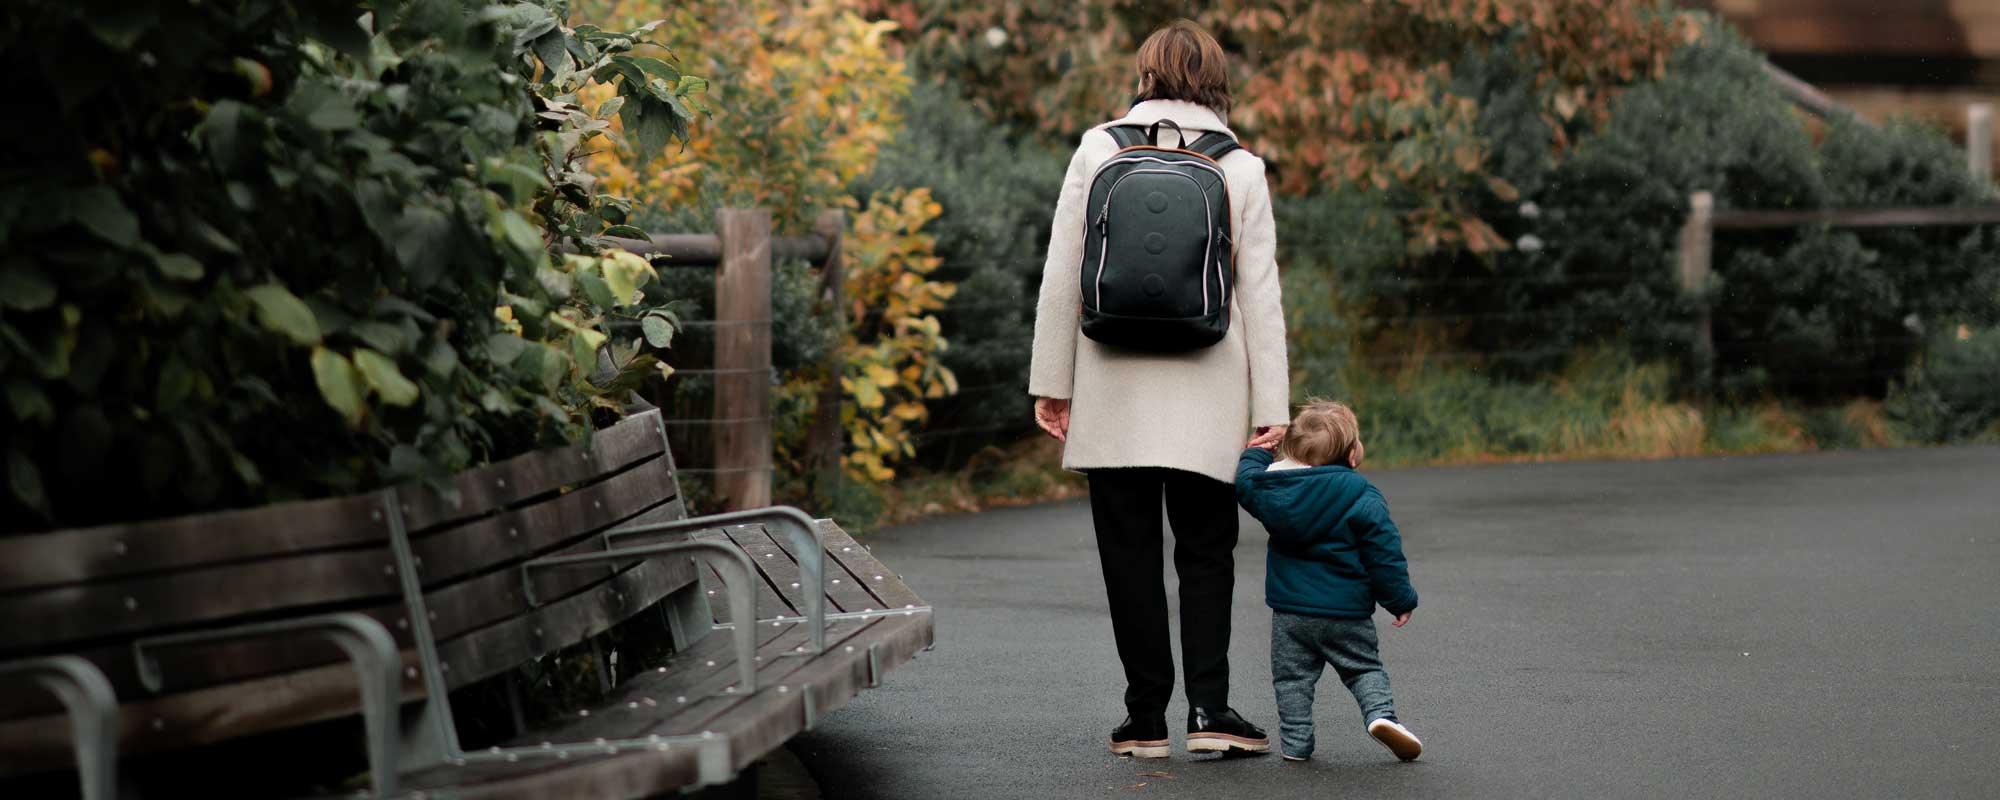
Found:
[791,446,2000,799]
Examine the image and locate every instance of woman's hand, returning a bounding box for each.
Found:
[1247,424,1286,450]
[1034,397,1071,442]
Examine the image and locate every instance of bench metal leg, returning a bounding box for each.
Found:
[663,578,717,651]
[132,612,401,798]
[524,540,759,695]
[0,656,117,800]
[606,506,827,653]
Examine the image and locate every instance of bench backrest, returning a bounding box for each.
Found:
[0,409,694,772]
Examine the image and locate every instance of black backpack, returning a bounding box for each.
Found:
[1078,119,1241,352]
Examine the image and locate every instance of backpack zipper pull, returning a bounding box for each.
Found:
[1096,208,1109,236]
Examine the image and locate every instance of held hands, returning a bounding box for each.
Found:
[1392,611,1412,628]
[1033,397,1071,442]
[1247,425,1287,450]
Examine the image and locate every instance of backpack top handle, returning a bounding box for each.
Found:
[1147,119,1189,150]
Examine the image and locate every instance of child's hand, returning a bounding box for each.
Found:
[1391,611,1412,628]
[1247,425,1286,450]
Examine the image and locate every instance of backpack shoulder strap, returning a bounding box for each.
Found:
[1104,125,1149,149]
[1188,131,1243,162]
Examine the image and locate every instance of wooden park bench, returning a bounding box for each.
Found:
[0,409,934,798]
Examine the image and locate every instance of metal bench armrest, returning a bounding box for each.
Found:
[0,656,117,800]
[604,506,827,653]
[130,612,401,798]
[522,539,760,694]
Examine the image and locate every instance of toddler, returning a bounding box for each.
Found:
[1235,400,1422,762]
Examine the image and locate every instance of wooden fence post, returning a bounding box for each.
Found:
[803,209,847,504]
[713,208,772,511]
[1969,103,1993,186]
[1678,191,1715,395]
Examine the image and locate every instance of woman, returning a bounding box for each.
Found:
[1028,19,1290,758]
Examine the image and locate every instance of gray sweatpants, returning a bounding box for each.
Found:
[1270,610,1396,758]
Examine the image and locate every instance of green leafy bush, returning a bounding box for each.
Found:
[0,0,703,531]
[1274,189,1406,401]
[1357,19,2000,402]
[1887,326,2000,443]
[859,78,1066,464]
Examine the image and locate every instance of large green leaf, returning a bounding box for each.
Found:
[633,57,680,83]
[298,3,373,58]
[243,284,322,345]
[7,446,48,518]
[492,210,546,267]
[531,29,574,85]
[641,313,674,348]
[351,321,409,355]
[0,261,56,311]
[484,332,529,365]
[574,270,614,309]
[152,251,204,281]
[69,187,140,247]
[353,348,420,407]
[623,96,680,159]
[292,82,360,131]
[5,380,52,424]
[311,347,366,429]
[600,249,657,306]
[156,356,195,410]
[199,100,249,169]
[79,1,157,50]
[391,205,454,283]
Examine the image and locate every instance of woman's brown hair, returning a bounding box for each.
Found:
[1134,19,1232,115]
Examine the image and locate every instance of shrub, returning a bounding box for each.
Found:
[1886,325,2000,443]
[1274,189,1406,401]
[859,78,1067,464]
[0,1,700,530]
[1367,18,2000,403]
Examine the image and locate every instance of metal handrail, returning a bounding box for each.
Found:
[605,506,827,654]
[522,540,759,694]
[0,656,117,800]
[131,612,401,798]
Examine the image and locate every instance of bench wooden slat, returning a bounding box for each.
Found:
[396,619,817,795]
[793,522,879,613]
[0,602,419,722]
[0,493,388,594]
[437,554,695,691]
[662,615,931,773]
[719,524,814,615]
[695,529,788,627]
[821,524,926,610]
[0,546,402,654]
[401,618,878,796]
[395,613,934,799]
[641,617,883,737]
[411,455,678,588]
[0,650,429,774]
[402,411,667,533]
[474,615,819,752]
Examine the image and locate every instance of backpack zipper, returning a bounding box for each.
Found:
[1093,169,1215,313]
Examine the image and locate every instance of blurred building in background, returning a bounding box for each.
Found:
[1684,0,2000,159]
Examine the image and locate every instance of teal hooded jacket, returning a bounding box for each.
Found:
[1235,448,1418,619]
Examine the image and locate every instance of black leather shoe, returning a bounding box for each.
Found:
[1110,714,1170,758]
[1186,706,1270,754]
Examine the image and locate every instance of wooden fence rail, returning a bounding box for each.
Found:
[1677,192,2000,392]
[618,207,845,511]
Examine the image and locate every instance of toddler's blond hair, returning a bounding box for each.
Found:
[1280,399,1360,467]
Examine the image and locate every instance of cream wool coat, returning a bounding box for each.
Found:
[1029,100,1291,483]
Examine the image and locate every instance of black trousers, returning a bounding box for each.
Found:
[1087,467,1239,717]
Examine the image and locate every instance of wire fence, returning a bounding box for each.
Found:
[651,201,1998,493]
